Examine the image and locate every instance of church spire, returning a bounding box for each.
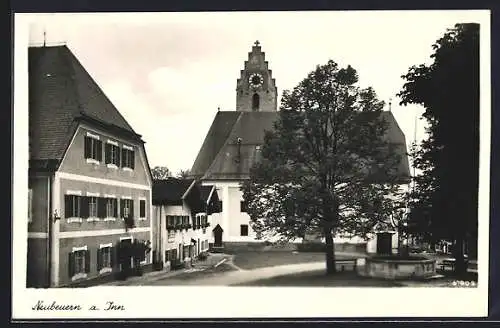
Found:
[235,41,278,112]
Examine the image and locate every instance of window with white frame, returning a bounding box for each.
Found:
[84,134,102,162]
[88,196,98,218]
[97,244,113,273]
[121,146,135,169]
[105,141,121,167]
[121,198,133,219]
[105,198,118,219]
[28,188,33,223]
[69,246,89,280]
[64,195,81,219]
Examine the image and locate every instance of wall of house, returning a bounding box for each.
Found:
[48,122,153,286]
[227,186,257,241]
[57,179,150,233]
[28,176,50,233]
[57,124,150,187]
[153,204,210,269]
[27,176,50,288]
[57,231,150,286]
[202,181,260,245]
[27,238,49,287]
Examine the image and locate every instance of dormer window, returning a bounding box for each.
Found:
[105,140,120,168]
[121,145,135,170]
[84,133,102,164]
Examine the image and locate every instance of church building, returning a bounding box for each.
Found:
[190,41,410,252]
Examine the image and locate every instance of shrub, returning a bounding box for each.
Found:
[198,252,208,261]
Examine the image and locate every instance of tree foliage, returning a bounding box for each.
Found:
[398,23,479,273]
[151,166,172,180]
[177,169,192,179]
[242,60,406,274]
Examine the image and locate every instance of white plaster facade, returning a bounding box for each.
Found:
[202,179,409,254]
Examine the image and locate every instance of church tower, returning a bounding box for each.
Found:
[236,41,278,112]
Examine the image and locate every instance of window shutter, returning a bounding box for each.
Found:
[85,250,90,273]
[97,140,103,162]
[68,252,75,278]
[105,143,111,164]
[120,199,124,218]
[131,151,135,169]
[140,200,145,218]
[121,148,126,167]
[116,146,121,167]
[81,196,89,218]
[130,200,134,218]
[110,246,116,268]
[64,195,72,218]
[97,198,106,218]
[97,248,102,271]
[113,199,118,218]
[84,137,91,159]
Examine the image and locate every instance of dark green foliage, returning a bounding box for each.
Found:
[398,23,479,274]
[242,60,405,274]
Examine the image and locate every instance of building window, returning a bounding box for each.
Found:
[88,196,98,219]
[120,199,134,219]
[240,224,249,236]
[28,188,33,223]
[97,244,113,274]
[139,199,146,219]
[105,198,118,220]
[105,142,121,167]
[84,135,102,163]
[166,215,175,229]
[252,93,260,111]
[121,146,135,169]
[240,200,247,212]
[64,195,81,220]
[69,246,89,280]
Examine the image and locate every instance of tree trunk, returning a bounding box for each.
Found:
[324,227,336,275]
[453,236,467,276]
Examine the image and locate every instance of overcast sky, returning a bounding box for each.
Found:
[27,11,482,174]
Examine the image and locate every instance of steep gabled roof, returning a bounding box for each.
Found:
[190,110,410,182]
[29,45,142,166]
[152,178,195,205]
[190,111,241,177]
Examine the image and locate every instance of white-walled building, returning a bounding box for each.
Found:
[152,178,220,269]
[190,41,411,253]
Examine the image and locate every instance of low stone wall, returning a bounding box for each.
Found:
[359,256,436,280]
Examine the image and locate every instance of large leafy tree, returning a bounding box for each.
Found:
[398,23,479,274]
[242,60,405,275]
[151,166,172,180]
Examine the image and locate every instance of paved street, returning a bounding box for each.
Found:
[92,250,477,288]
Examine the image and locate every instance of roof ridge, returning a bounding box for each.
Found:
[65,45,136,134]
[202,111,243,180]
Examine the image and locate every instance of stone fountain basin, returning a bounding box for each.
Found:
[358,255,436,280]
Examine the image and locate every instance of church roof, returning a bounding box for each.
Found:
[29,45,142,170]
[191,110,410,182]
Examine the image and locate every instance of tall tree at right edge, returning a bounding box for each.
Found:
[398,23,479,274]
